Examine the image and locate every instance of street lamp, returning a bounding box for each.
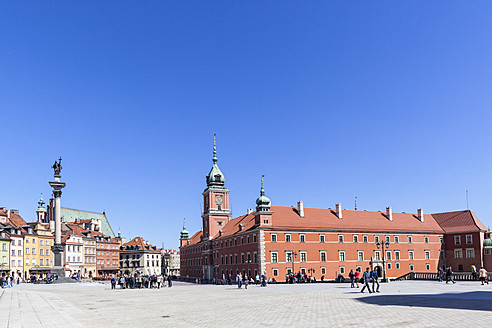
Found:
[292,252,298,274]
[376,241,390,282]
[246,259,252,279]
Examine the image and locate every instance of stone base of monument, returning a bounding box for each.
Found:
[50,267,77,283]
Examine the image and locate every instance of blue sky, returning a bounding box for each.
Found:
[1,2,492,248]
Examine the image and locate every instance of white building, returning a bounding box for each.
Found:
[161,249,180,277]
[120,237,161,276]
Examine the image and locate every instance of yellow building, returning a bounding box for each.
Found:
[23,222,54,279]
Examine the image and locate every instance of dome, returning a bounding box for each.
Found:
[484,238,492,247]
[255,180,271,212]
[256,195,271,206]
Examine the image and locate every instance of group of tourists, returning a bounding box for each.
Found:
[348,267,381,293]
[234,273,268,289]
[285,272,317,284]
[110,274,173,289]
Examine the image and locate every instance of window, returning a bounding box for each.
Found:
[385,236,390,243]
[466,249,475,258]
[387,263,391,269]
[320,234,325,243]
[466,235,473,244]
[440,250,445,259]
[320,251,327,262]
[286,252,293,263]
[18,260,21,266]
[11,260,15,266]
[340,266,345,274]
[485,249,491,255]
[40,240,44,245]
[300,251,307,262]
[32,238,36,243]
[299,234,305,243]
[338,235,344,243]
[18,240,22,245]
[11,250,15,256]
[301,268,306,275]
[339,251,345,262]
[410,264,414,271]
[32,259,36,265]
[285,234,291,243]
[409,250,414,260]
[426,263,430,271]
[273,268,278,277]
[40,259,44,266]
[25,248,29,255]
[375,235,379,243]
[26,238,29,243]
[353,235,358,243]
[321,267,326,275]
[271,252,278,263]
[395,262,400,269]
[440,236,443,243]
[408,236,412,243]
[425,250,430,260]
[394,250,400,260]
[374,251,381,261]
[386,251,391,261]
[454,249,463,259]
[18,250,22,256]
[40,249,44,256]
[26,258,30,265]
[363,235,368,243]
[424,236,429,243]
[358,251,364,261]
[394,236,399,243]
[455,236,461,245]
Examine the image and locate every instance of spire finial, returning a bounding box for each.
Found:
[355,196,358,211]
[260,175,265,196]
[183,218,186,229]
[213,133,217,164]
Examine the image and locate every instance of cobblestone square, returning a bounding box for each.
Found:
[1,280,491,328]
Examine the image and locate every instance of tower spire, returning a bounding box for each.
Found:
[213,133,217,164]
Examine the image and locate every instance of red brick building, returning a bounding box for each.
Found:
[93,232,120,277]
[180,141,450,281]
[432,210,488,272]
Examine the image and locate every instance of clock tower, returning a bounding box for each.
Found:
[202,135,231,240]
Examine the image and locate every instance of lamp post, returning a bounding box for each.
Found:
[291,252,298,274]
[246,259,251,279]
[376,241,390,282]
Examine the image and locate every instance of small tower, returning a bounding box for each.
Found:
[254,178,273,226]
[36,194,47,223]
[180,219,189,247]
[201,135,231,240]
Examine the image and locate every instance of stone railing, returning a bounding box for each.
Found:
[394,271,492,281]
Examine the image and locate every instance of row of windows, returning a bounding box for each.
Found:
[25,248,50,255]
[270,249,432,263]
[219,252,258,265]
[454,248,475,259]
[271,233,439,244]
[182,234,259,255]
[97,251,118,257]
[97,244,118,249]
[97,259,118,265]
[25,258,49,266]
[454,235,474,245]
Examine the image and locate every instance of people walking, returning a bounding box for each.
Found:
[111,276,116,289]
[244,274,249,289]
[446,266,456,284]
[371,267,380,293]
[354,269,360,288]
[437,268,443,282]
[237,273,243,289]
[360,267,372,293]
[167,275,173,287]
[479,267,489,285]
[349,269,355,288]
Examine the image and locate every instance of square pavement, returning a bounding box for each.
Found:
[0,280,491,327]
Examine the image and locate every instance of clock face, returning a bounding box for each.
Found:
[215,195,223,204]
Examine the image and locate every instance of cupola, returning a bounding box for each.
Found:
[206,134,225,187]
[255,179,271,212]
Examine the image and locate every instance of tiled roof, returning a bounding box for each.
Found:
[432,210,488,233]
[184,206,445,247]
[122,236,158,251]
[61,207,115,237]
[7,212,28,228]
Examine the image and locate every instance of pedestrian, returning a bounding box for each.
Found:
[437,268,443,282]
[237,273,243,289]
[111,276,116,289]
[360,267,372,293]
[472,265,477,280]
[157,275,162,289]
[446,266,456,284]
[244,274,249,289]
[167,275,173,287]
[354,269,360,288]
[349,269,355,288]
[256,274,260,285]
[371,267,380,293]
[479,267,488,285]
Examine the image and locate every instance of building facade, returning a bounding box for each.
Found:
[161,249,180,277]
[94,233,120,277]
[180,141,456,282]
[120,237,161,276]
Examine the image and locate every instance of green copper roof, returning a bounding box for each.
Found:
[206,135,225,187]
[61,207,115,238]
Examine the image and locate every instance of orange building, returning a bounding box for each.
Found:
[180,140,451,281]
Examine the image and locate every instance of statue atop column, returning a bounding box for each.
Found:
[52,157,62,176]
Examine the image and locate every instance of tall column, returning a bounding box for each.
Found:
[49,158,66,269]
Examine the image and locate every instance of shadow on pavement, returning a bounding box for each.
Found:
[356,291,492,311]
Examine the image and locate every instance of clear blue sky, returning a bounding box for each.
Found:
[1,2,492,248]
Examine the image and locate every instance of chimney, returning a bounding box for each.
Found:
[386,206,393,221]
[297,201,304,218]
[247,209,253,215]
[7,210,10,219]
[418,208,424,222]
[239,223,243,231]
[336,203,342,219]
